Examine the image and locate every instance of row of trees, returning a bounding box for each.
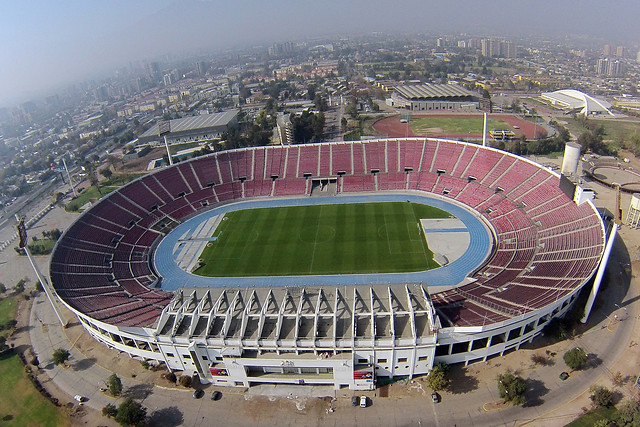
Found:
[51,347,146,426]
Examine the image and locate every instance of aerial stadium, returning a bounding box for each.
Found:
[49,138,606,391]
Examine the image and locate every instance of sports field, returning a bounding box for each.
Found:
[410,116,512,135]
[193,202,451,276]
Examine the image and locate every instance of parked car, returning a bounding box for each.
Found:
[360,396,367,408]
[351,396,359,406]
[74,395,87,404]
[431,392,441,403]
[559,371,569,381]
[192,389,204,399]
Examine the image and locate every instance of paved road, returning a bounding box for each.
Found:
[28,234,640,427]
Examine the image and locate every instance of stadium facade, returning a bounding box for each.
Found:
[50,138,605,390]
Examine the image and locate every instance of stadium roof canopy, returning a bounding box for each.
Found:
[394,83,476,100]
[540,89,613,116]
[139,110,239,140]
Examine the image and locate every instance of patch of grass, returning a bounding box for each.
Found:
[344,130,362,141]
[194,202,450,277]
[103,173,144,187]
[65,185,117,212]
[564,117,640,143]
[0,298,17,338]
[27,238,57,256]
[169,142,201,154]
[564,405,617,427]
[0,352,66,427]
[410,116,513,135]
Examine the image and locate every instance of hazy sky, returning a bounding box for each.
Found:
[0,0,638,107]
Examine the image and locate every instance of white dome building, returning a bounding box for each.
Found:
[541,89,613,116]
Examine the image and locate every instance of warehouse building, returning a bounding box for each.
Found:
[138,110,239,144]
[388,84,479,111]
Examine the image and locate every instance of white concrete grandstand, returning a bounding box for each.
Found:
[49,138,605,391]
[540,89,613,116]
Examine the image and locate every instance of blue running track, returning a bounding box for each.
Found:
[153,194,493,290]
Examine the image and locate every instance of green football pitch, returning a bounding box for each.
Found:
[193,202,451,277]
[410,116,512,135]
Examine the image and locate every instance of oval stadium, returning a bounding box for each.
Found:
[49,138,605,391]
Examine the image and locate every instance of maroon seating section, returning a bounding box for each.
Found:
[51,140,604,328]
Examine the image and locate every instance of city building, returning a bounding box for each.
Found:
[596,58,622,76]
[481,39,516,58]
[137,110,239,144]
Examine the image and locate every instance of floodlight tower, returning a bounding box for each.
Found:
[159,121,173,166]
[62,157,77,198]
[581,185,621,323]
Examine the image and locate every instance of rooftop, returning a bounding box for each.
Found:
[139,109,239,139]
[394,83,476,100]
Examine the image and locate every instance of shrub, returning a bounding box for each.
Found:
[564,347,588,371]
[52,348,70,365]
[530,353,548,366]
[178,375,192,388]
[163,372,177,383]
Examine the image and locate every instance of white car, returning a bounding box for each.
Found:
[359,396,367,408]
[74,395,87,404]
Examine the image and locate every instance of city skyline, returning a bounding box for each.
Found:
[2,0,640,107]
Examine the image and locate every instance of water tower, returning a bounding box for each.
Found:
[627,193,640,228]
[561,142,581,176]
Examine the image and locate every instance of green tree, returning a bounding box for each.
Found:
[52,348,70,365]
[617,398,640,425]
[592,419,611,427]
[115,398,147,427]
[102,403,117,418]
[87,165,100,194]
[564,347,588,370]
[107,373,123,396]
[101,167,113,181]
[345,103,359,119]
[497,372,527,406]
[426,362,450,391]
[590,386,613,407]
